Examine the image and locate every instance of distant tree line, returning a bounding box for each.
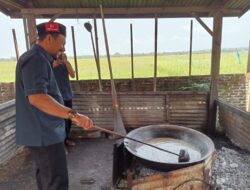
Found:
[0,47,248,61]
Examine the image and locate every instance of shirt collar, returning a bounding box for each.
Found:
[32,44,55,63]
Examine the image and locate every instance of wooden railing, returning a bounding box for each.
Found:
[217,100,250,151]
[0,100,17,164]
[73,91,209,131]
[0,92,209,164]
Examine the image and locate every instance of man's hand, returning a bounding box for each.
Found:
[60,53,68,63]
[71,113,93,130]
[52,59,61,68]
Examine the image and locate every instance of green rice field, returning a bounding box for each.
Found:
[0,51,248,82]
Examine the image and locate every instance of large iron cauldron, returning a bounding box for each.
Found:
[124,124,215,172]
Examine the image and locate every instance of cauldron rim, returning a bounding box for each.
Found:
[124,124,215,171]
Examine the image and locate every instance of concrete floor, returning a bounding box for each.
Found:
[1,136,249,189]
[0,138,114,190]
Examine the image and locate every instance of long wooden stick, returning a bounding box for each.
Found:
[71,26,79,80]
[189,20,193,76]
[153,14,158,92]
[12,29,19,60]
[100,4,126,136]
[93,17,103,92]
[130,23,136,91]
[247,40,250,73]
[90,25,102,91]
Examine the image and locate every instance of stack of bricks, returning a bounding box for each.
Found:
[70,74,249,111]
[1,74,249,111]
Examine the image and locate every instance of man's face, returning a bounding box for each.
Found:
[46,34,66,56]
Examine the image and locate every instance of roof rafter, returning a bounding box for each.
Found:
[17,6,242,19]
[241,2,250,17]
[0,5,10,15]
[0,0,25,9]
[0,0,248,18]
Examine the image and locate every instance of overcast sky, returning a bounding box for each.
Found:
[0,11,249,59]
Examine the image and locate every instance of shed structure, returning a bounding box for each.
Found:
[0,0,250,134]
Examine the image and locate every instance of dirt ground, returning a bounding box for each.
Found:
[0,138,114,190]
[0,135,249,190]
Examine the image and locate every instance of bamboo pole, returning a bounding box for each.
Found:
[71,26,79,80]
[130,23,136,91]
[189,20,193,76]
[153,15,158,92]
[94,17,103,91]
[12,29,19,60]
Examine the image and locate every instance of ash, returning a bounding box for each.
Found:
[129,136,250,190]
[137,167,165,178]
[211,136,250,190]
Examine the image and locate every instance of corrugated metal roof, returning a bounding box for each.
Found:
[0,0,249,18]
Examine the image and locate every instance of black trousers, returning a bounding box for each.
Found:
[28,143,69,190]
[64,99,72,143]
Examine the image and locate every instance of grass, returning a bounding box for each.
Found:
[0,51,248,82]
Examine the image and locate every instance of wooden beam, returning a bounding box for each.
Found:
[247,40,250,73]
[193,13,221,45]
[50,14,61,22]
[20,7,215,15]
[25,14,36,47]
[94,16,103,92]
[0,5,11,16]
[153,15,158,92]
[208,12,223,134]
[189,20,193,76]
[22,17,29,50]
[12,29,19,60]
[207,0,226,17]
[192,13,213,37]
[18,7,242,18]
[130,23,135,91]
[0,0,24,9]
[71,26,79,80]
[240,3,250,17]
[217,100,250,120]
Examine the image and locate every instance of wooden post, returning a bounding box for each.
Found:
[94,17,103,91]
[247,40,250,73]
[189,20,193,76]
[22,17,29,50]
[26,15,36,48]
[12,29,19,60]
[208,12,223,134]
[130,23,136,91]
[248,40,250,111]
[71,26,79,80]
[153,15,158,92]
